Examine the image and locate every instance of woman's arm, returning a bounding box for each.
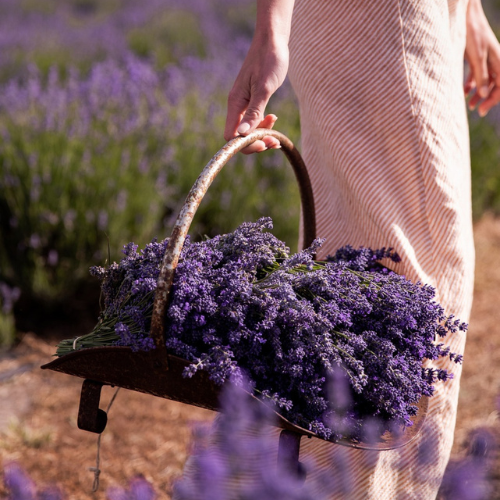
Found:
[224,0,295,154]
[465,0,500,116]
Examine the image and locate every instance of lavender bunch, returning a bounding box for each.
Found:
[56,238,170,355]
[56,218,466,441]
[163,219,465,440]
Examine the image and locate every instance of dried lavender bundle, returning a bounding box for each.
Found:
[56,218,466,441]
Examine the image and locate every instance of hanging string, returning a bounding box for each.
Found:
[89,387,121,492]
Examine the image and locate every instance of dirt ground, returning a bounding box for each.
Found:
[1,215,500,499]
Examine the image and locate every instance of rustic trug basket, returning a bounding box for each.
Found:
[42,129,429,478]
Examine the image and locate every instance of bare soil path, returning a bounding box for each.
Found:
[1,216,500,499]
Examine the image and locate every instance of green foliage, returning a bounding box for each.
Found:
[470,115,500,219]
[0,312,16,347]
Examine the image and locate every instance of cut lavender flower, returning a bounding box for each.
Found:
[55,218,466,442]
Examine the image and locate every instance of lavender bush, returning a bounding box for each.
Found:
[0,0,254,80]
[58,218,465,442]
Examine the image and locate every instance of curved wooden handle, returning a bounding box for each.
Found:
[150,129,316,351]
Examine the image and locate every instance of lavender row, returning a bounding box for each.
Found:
[0,0,300,344]
[0,0,253,79]
[0,49,300,340]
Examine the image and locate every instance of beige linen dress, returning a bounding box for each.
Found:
[288,0,475,497]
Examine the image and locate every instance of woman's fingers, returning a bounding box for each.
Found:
[259,114,280,149]
[478,85,500,116]
[465,2,500,116]
[240,140,267,155]
[466,49,490,107]
[467,49,500,115]
[478,49,500,116]
[472,53,490,99]
[464,71,476,96]
[237,82,274,135]
[223,35,289,153]
[223,86,280,154]
[240,114,280,155]
[224,79,273,141]
[468,81,487,110]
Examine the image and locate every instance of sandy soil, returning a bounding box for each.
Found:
[1,216,500,499]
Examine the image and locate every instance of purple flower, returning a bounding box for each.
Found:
[0,282,21,313]
[3,463,36,500]
[439,429,495,500]
[47,250,58,267]
[2,462,155,500]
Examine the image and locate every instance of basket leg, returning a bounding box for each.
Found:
[77,379,108,434]
[278,430,307,482]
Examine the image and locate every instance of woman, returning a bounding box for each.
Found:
[223,0,500,498]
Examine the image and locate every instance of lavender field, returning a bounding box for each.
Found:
[1,1,500,499]
[0,0,301,345]
[1,0,500,345]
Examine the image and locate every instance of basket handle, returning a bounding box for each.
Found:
[150,129,316,352]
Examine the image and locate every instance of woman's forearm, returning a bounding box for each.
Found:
[467,0,483,12]
[254,0,295,46]
[223,0,295,151]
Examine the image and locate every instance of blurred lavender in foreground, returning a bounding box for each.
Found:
[172,379,327,500]
[107,477,157,500]
[438,428,496,500]
[2,463,155,500]
[3,463,63,500]
[2,403,497,499]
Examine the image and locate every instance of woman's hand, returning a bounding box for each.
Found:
[465,0,500,116]
[224,36,289,154]
[224,0,294,154]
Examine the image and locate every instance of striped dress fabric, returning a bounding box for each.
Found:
[287,0,475,498]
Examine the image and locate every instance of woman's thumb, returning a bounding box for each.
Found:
[237,88,271,136]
